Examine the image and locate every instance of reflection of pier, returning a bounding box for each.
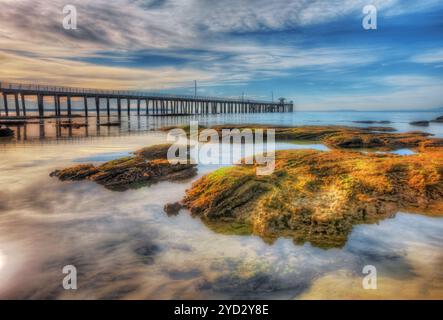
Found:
[6,119,120,142]
[3,114,269,143]
[0,82,294,120]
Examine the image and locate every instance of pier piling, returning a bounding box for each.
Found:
[21,94,26,116]
[0,82,294,119]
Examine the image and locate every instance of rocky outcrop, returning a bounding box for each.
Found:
[362,126,397,132]
[410,121,430,127]
[134,144,174,160]
[353,120,391,124]
[181,149,443,248]
[50,144,197,191]
[207,125,443,152]
[0,127,14,137]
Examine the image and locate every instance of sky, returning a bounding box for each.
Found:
[0,0,442,110]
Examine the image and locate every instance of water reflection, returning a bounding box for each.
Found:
[1,110,443,143]
[0,122,442,299]
[0,250,5,270]
[0,115,199,143]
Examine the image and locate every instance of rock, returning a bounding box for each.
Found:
[0,120,28,125]
[99,122,121,127]
[160,124,207,133]
[134,144,173,160]
[49,164,98,180]
[334,137,365,148]
[410,121,430,127]
[420,139,443,150]
[361,126,397,132]
[0,127,14,137]
[432,116,443,123]
[164,202,183,216]
[207,124,441,152]
[133,242,160,265]
[182,149,443,248]
[353,120,391,124]
[57,121,88,129]
[134,143,191,162]
[51,144,197,191]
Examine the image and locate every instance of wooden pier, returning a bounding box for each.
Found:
[0,82,293,120]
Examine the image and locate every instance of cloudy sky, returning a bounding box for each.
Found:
[0,0,442,110]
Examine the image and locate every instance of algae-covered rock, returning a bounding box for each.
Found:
[51,164,98,181]
[182,149,443,248]
[206,125,442,152]
[134,144,174,160]
[51,144,197,191]
[160,123,442,151]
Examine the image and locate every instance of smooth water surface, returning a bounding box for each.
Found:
[0,111,442,299]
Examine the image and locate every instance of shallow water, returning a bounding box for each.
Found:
[0,112,442,299]
[3,110,443,142]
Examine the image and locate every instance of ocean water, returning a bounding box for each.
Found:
[3,110,443,142]
[0,111,442,299]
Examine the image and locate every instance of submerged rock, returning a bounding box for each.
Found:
[362,126,397,132]
[353,120,391,124]
[50,144,197,191]
[99,122,121,127]
[0,120,29,125]
[0,127,14,137]
[410,121,430,127]
[164,202,183,216]
[182,149,443,248]
[57,121,88,129]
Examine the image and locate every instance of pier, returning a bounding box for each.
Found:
[0,82,293,120]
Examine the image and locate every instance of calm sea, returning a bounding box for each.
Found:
[0,111,442,299]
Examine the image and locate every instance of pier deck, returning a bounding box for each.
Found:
[0,82,293,120]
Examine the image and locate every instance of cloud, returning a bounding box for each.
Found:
[295,74,443,111]
[384,0,443,16]
[0,42,381,89]
[411,49,443,64]
[379,75,443,87]
[0,0,415,54]
[0,0,442,110]
[0,50,212,89]
[0,0,384,88]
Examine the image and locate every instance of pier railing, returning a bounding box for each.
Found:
[0,81,294,118]
[0,81,278,104]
